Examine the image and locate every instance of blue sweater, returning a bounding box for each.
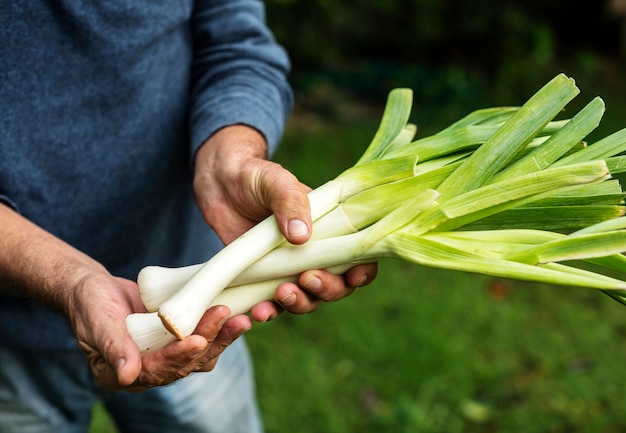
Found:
[0,1,293,349]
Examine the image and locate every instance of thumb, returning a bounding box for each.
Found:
[265,168,312,245]
[81,330,143,390]
[112,335,143,387]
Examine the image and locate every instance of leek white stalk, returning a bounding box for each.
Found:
[138,201,360,312]
[128,278,295,353]
[138,186,440,313]
[127,190,439,351]
[155,88,423,339]
[129,263,357,353]
[136,158,460,311]
[156,180,344,338]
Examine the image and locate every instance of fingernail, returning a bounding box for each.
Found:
[303,276,322,292]
[218,314,230,328]
[279,292,296,306]
[190,350,204,358]
[356,274,369,287]
[116,357,126,372]
[288,219,308,237]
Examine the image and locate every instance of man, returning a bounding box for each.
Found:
[0,1,376,432]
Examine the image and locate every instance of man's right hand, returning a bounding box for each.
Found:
[0,204,251,392]
[69,272,253,391]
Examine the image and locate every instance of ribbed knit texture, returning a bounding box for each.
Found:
[0,0,292,349]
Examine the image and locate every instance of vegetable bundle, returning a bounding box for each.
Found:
[127,73,626,353]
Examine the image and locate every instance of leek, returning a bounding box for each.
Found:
[127,73,626,354]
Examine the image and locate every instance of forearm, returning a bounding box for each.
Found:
[0,203,107,315]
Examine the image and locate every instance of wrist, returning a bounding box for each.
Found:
[195,125,268,174]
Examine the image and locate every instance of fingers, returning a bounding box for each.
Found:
[80,328,147,391]
[250,301,284,322]
[250,263,379,319]
[194,314,252,373]
[135,306,251,387]
[343,263,379,288]
[104,263,377,391]
[112,337,143,387]
[91,306,252,392]
[273,282,321,315]
[295,263,378,303]
[260,164,312,246]
[79,337,140,391]
[71,275,145,390]
[135,335,210,389]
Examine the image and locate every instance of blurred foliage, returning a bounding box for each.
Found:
[266,0,625,106]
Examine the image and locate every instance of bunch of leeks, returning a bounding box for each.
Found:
[127,73,626,353]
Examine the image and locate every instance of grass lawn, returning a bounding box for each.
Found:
[90,75,626,433]
[249,261,626,433]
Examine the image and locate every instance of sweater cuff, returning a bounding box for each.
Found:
[0,194,19,213]
[191,93,289,160]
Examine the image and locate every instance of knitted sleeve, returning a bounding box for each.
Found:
[189,0,293,158]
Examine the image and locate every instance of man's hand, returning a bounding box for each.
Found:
[194,125,378,320]
[194,124,312,246]
[69,273,253,392]
[0,204,250,391]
